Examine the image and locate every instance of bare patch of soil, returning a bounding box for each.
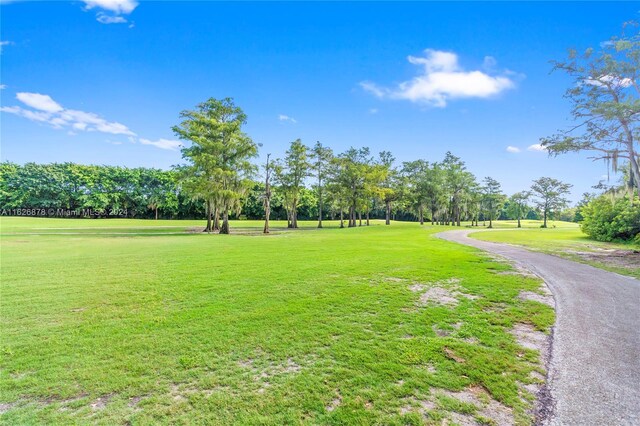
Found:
[569,249,640,271]
[409,279,478,308]
[402,385,515,425]
[518,289,554,307]
[326,394,341,412]
[0,402,16,414]
[128,395,145,407]
[237,356,305,393]
[510,323,550,359]
[420,287,460,306]
[90,394,114,410]
[443,347,465,363]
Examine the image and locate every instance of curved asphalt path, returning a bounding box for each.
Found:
[436,229,640,426]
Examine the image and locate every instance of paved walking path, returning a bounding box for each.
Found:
[437,230,640,426]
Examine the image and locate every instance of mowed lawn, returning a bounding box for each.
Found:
[470,220,640,279]
[1,218,553,425]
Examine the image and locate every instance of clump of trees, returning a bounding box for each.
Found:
[540,22,640,242]
[0,95,581,237]
[581,194,640,243]
[0,162,186,218]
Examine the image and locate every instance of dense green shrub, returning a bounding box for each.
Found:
[580,195,640,243]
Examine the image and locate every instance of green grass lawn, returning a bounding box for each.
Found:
[469,220,640,279]
[0,218,553,425]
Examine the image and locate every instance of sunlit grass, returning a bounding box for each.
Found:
[470,221,639,279]
[1,218,553,424]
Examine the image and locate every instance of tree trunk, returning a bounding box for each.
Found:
[488,217,493,228]
[348,205,356,227]
[220,210,230,234]
[366,211,370,226]
[419,207,424,225]
[263,199,270,234]
[340,208,344,228]
[543,208,548,228]
[287,207,293,228]
[385,201,391,225]
[204,201,212,233]
[213,206,220,232]
[517,216,521,228]
[358,211,362,227]
[318,189,323,228]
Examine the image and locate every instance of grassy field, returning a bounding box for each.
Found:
[469,220,640,279]
[1,218,554,425]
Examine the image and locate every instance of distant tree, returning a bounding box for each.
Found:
[378,151,398,225]
[263,154,273,234]
[401,160,430,224]
[481,177,503,228]
[173,97,258,234]
[541,23,640,198]
[310,141,333,228]
[442,152,476,226]
[508,191,531,228]
[330,147,372,227]
[465,181,482,226]
[275,139,310,229]
[424,163,446,225]
[530,177,572,228]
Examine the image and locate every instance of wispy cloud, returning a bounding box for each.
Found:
[278,114,297,123]
[0,40,13,54]
[527,143,547,152]
[16,92,64,112]
[368,108,378,114]
[0,85,6,90]
[0,92,177,150]
[82,0,138,25]
[96,13,127,24]
[506,146,521,153]
[360,49,518,108]
[585,74,632,89]
[139,138,182,151]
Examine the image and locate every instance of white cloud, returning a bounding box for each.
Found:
[369,108,378,114]
[278,114,297,123]
[527,143,547,152]
[0,40,12,53]
[2,92,136,137]
[96,12,127,24]
[82,0,137,24]
[585,74,633,89]
[482,56,497,72]
[82,0,138,14]
[139,138,182,150]
[3,92,178,150]
[16,92,64,112]
[360,49,517,107]
[506,146,521,153]
[0,84,6,90]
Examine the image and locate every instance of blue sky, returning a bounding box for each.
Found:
[1,1,637,202]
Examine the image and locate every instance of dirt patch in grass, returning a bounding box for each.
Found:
[237,356,304,393]
[518,289,554,307]
[568,249,640,272]
[326,394,341,412]
[409,279,478,307]
[443,347,465,363]
[401,385,515,425]
[0,402,17,414]
[90,393,114,410]
[128,395,145,407]
[510,323,550,359]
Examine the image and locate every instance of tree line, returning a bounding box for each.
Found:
[0,104,574,233]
